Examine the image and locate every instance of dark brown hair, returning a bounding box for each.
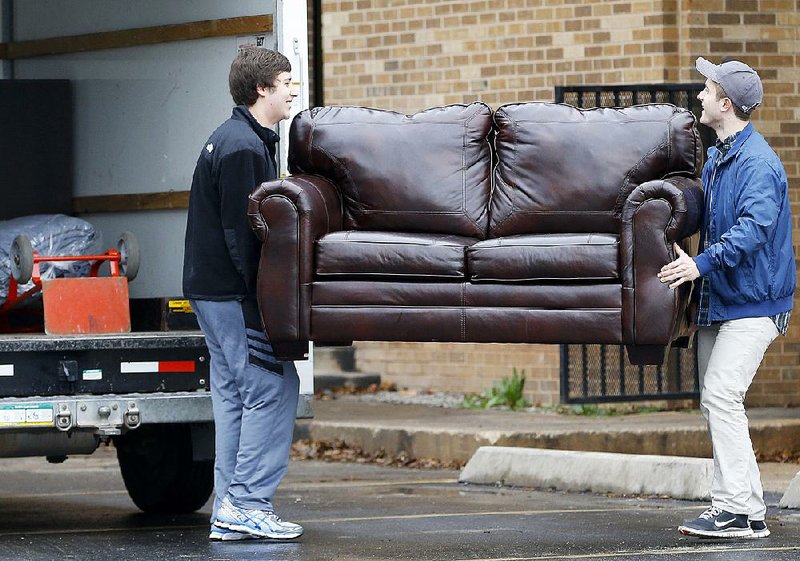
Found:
[229,47,291,106]
[714,81,751,122]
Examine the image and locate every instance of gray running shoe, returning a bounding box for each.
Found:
[678,506,753,538]
[747,519,770,538]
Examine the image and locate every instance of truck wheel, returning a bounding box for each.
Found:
[117,231,140,281]
[114,424,213,514]
[11,235,34,284]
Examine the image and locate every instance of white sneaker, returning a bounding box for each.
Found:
[215,496,303,539]
[209,523,258,541]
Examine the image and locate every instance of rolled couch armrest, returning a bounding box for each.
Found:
[623,176,704,243]
[620,176,704,347]
[247,175,343,360]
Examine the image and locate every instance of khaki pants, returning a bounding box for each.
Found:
[697,317,778,520]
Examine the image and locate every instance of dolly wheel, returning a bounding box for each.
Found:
[11,235,34,284]
[117,232,140,281]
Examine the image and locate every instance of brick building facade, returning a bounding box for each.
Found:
[318,0,800,406]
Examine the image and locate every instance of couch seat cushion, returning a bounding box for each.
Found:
[316,231,478,279]
[468,233,619,282]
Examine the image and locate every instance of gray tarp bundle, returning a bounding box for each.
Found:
[0,214,100,306]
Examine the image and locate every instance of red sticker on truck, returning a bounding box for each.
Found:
[120,361,196,373]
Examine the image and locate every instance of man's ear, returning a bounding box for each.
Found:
[255,83,272,98]
[720,96,733,113]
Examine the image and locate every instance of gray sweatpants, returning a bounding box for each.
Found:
[192,299,299,518]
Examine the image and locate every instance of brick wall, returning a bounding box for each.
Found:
[355,342,562,406]
[321,0,800,406]
[679,1,800,407]
[323,0,682,112]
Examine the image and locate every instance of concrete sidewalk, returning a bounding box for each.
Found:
[294,399,800,495]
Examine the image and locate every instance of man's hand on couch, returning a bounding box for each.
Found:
[658,243,700,288]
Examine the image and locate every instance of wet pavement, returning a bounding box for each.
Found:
[0,446,799,561]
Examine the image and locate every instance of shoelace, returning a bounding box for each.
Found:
[222,500,295,529]
[246,509,280,524]
[263,512,292,526]
[699,506,723,520]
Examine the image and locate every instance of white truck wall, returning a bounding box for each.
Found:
[10,0,304,299]
[276,0,311,173]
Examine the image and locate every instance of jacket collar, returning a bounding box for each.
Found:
[231,105,280,157]
[706,122,754,164]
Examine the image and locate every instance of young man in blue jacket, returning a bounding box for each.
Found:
[183,47,301,541]
[659,58,795,539]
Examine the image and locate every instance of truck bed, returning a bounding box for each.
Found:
[0,330,209,398]
[0,330,206,352]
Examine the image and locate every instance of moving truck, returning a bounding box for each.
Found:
[0,0,313,513]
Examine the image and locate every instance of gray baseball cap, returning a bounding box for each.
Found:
[695,57,763,114]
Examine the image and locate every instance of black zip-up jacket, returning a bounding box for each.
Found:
[183,106,279,300]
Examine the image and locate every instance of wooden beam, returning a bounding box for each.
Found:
[72,191,190,214]
[1,15,272,60]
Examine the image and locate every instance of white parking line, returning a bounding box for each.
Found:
[281,478,457,491]
[0,524,206,538]
[0,489,128,500]
[0,505,702,538]
[0,478,458,501]
[452,545,800,561]
[300,505,703,524]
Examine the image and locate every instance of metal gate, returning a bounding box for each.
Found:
[554,83,708,403]
[560,345,699,404]
[554,83,716,154]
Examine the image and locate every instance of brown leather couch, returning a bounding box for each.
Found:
[248,102,704,365]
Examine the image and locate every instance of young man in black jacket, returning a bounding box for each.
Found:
[183,47,301,541]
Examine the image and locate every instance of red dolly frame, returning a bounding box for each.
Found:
[1,231,139,316]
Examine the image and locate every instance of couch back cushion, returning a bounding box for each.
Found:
[289,103,493,239]
[489,103,701,237]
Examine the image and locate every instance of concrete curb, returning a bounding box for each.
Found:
[294,422,495,463]
[460,446,713,500]
[779,469,800,508]
[293,420,720,464]
[294,417,800,466]
[314,372,381,393]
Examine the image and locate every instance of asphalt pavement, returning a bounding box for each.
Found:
[1,446,799,561]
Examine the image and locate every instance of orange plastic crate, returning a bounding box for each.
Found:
[42,277,131,335]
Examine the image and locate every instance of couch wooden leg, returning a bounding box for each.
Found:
[625,344,666,366]
[272,341,310,361]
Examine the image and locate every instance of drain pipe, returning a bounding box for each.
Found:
[1,0,13,79]
[312,0,323,107]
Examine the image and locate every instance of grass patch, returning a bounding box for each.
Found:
[462,368,531,411]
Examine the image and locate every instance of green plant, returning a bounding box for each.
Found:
[539,403,666,416]
[462,368,531,411]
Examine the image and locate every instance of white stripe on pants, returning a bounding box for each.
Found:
[697,317,778,520]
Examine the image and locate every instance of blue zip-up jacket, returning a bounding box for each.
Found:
[693,123,795,321]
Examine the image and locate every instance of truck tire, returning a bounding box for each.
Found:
[114,423,213,514]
